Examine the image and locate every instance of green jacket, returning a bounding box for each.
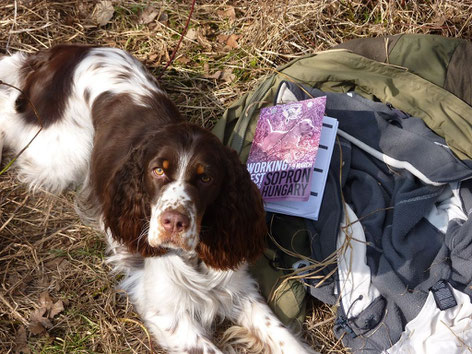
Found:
[213,34,472,330]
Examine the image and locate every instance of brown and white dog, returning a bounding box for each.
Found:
[0,45,315,353]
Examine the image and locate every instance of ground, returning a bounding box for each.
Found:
[0,0,471,353]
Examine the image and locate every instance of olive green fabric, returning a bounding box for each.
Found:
[249,215,312,328]
[444,39,472,106]
[250,249,307,330]
[214,34,472,326]
[335,34,401,62]
[384,34,461,87]
[214,35,472,161]
[337,33,472,106]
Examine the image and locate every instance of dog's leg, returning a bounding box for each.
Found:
[118,255,223,354]
[142,311,222,354]
[223,268,319,354]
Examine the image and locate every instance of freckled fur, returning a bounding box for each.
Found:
[0,45,316,354]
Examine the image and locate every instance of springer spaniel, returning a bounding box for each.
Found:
[0,45,315,353]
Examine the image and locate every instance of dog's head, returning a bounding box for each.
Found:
[102,122,267,270]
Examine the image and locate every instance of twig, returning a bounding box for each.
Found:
[0,80,43,176]
[5,0,18,54]
[120,317,155,353]
[0,291,28,326]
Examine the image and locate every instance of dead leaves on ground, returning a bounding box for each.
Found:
[92,1,114,27]
[217,6,237,24]
[217,33,241,50]
[81,2,241,83]
[11,292,66,353]
[14,325,29,354]
[206,69,236,84]
[138,5,160,25]
[28,292,65,336]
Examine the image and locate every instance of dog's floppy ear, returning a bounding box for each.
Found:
[198,146,267,270]
[101,140,166,257]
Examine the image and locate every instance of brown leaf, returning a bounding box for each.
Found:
[92,0,114,27]
[176,56,191,65]
[139,5,159,25]
[39,292,53,311]
[28,321,46,336]
[217,6,236,23]
[49,300,64,319]
[195,29,212,50]
[217,34,229,44]
[207,69,236,83]
[57,259,71,272]
[14,325,30,354]
[29,308,52,336]
[221,69,236,83]
[208,71,223,80]
[44,257,65,270]
[186,28,198,41]
[158,12,169,26]
[225,34,240,49]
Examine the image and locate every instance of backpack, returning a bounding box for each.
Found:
[213,34,472,352]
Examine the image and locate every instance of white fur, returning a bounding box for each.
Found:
[106,246,317,353]
[1,47,317,353]
[0,48,162,192]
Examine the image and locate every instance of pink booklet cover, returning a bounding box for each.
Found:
[247,96,326,201]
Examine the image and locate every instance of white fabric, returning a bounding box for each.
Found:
[336,129,443,186]
[425,183,468,234]
[387,287,472,354]
[337,204,381,317]
[277,82,300,104]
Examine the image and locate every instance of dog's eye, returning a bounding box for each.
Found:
[200,174,212,183]
[153,167,165,176]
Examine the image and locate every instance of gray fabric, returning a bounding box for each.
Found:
[279,82,472,352]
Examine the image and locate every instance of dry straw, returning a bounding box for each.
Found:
[1,0,471,353]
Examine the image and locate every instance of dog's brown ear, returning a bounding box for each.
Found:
[198,146,267,270]
[101,140,166,258]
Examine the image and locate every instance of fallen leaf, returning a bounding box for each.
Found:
[44,257,65,270]
[196,28,212,50]
[7,274,33,294]
[28,321,46,336]
[186,28,197,41]
[208,71,223,80]
[139,5,159,25]
[57,259,71,272]
[39,292,53,310]
[49,300,64,319]
[148,53,159,62]
[207,69,236,83]
[217,34,229,44]
[29,307,52,336]
[92,0,114,27]
[203,62,210,75]
[225,34,240,49]
[217,6,236,23]
[77,2,92,17]
[14,325,30,354]
[158,12,169,26]
[176,56,191,64]
[221,69,236,83]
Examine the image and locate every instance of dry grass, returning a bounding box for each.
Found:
[0,0,471,353]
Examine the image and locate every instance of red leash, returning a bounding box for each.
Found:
[157,0,197,80]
